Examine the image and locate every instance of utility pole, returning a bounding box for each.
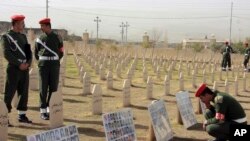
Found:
[46,0,49,18]
[124,22,129,44]
[120,22,125,45]
[94,16,101,42]
[229,2,233,44]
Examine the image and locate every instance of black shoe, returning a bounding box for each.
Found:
[18,114,32,123]
[40,113,49,120]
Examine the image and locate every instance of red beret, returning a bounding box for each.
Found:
[39,18,50,24]
[11,14,25,21]
[195,83,207,97]
[225,41,228,44]
[245,43,248,46]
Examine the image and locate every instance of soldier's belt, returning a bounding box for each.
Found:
[39,56,59,60]
[233,117,247,123]
[18,59,27,63]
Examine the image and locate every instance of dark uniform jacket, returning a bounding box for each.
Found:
[1,30,32,67]
[221,45,233,57]
[34,31,63,67]
[207,91,246,125]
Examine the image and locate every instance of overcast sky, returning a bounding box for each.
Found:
[1,0,250,43]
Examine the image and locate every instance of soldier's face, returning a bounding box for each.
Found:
[199,93,210,104]
[15,20,25,32]
[40,24,47,32]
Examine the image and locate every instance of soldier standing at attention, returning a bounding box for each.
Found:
[35,18,64,120]
[195,83,247,141]
[1,14,32,125]
[243,42,250,72]
[221,41,233,71]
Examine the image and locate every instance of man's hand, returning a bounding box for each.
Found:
[19,63,29,70]
[203,120,208,130]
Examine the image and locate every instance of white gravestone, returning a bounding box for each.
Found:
[179,72,184,91]
[0,101,8,141]
[148,99,173,141]
[100,65,106,80]
[234,76,238,96]
[49,92,64,129]
[176,91,197,129]
[116,64,122,78]
[123,79,131,107]
[29,68,39,91]
[143,67,148,82]
[107,71,113,89]
[92,84,102,115]
[147,77,153,99]
[213,81,217,90]
[164,75,170,96]
[225,79,229,93]
[102,108,137,141]
[83,72,91,95]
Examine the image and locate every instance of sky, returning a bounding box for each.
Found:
[1,0,250,43]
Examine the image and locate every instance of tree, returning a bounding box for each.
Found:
[150,28,162,58]
[191,42,204,60]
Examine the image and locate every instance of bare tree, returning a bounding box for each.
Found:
[150,28,162,58]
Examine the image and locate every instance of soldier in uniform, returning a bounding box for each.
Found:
[243,42,250,72]
[35,18,64,120]
[1,14,32,125]
[221,41,233,71]
[195,83,247,141]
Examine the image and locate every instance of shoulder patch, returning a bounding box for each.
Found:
[215,96,223,103]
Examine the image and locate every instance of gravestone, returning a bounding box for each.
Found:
[202,69,206,83]
[12,92,18,108]
[27,124,79,141]
[99,64,106,80]
[234,76,238,96]
[92,84,102,115]
[143,67,148,82]
[213,81,217,90]
[225,79,229,93]
[164,75,170,96]
[175,91,197,129]
[179,72,184,91]
[107,71,113,89]
[123,79,130,107]
[211,69,215,83]
[95,62,99,75]
[116,64,122,78]
[83,72,91,95]
[102,108,136,141]
[243,72,246,92]
[49,92,63,129]
[156,66,161,79]
[192,70,196,88]
[80,66,84,82]
[0,101,8,141]
[147,77,153,99]
[148,99,173,141]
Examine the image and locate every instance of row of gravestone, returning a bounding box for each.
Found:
[0,90,203,141]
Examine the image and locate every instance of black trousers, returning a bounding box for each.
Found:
[38,65,60,109]
[243,56,249,68]
[221,55,231,68]
[4,65,29,113]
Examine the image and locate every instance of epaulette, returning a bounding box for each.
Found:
[214,95,223,103]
